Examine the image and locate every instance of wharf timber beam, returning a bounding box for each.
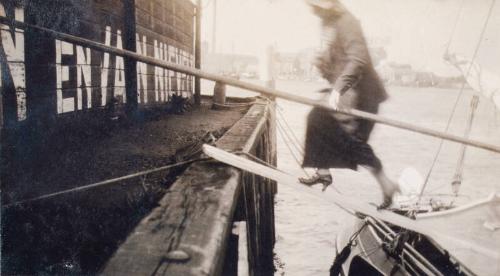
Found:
[102,159,242,276]
[3,17,500,154]
[102,101,276,275]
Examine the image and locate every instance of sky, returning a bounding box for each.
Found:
[200,0,500,76]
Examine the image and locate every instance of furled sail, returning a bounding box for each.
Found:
[444,52,500,109]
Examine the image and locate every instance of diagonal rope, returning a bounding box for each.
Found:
[2,157,209,209]
[276,104,306,154]
[417,0,497,204]
[276,117,305,158]
[444,0,466,54]
[417,91,464,201]
[276,117,310,177]
[275,115,349,194]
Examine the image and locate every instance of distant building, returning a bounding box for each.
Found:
[377,62,467,88]
[377,62,416,85]
[274,52,296,79]
[201,46,258,78]
[204,53,258,74]
[273,45,388,81]
[273,48,320,81]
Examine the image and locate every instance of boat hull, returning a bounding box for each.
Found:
[335,215,472,276]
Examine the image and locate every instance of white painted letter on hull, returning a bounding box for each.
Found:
[0,3,26,121]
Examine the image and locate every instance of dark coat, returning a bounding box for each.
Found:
[316,11,387,103]
[302,10,386,170]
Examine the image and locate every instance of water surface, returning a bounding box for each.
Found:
[272,80,500,276]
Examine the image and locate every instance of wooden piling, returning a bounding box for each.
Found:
[194,0,202,106]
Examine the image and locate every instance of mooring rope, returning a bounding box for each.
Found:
[276,115,306,159]
[329,222,368,276]
[2,157,210,209]
[276,119,310,177]
[276,104,306,155]
[2,125,306,210]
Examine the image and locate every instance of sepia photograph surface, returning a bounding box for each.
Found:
[1,0,499,275]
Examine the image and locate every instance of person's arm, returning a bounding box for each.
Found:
[332,15,370,95]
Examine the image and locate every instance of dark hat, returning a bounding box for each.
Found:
[306,0,346,16]
[305,0,340,10]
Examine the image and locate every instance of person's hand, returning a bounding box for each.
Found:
[328,88,341,109]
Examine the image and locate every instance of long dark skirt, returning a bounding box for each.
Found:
[302,89,382,170]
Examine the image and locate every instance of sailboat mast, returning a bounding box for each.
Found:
[451,95,479,195]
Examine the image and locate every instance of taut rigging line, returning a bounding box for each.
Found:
[417,0,498,203]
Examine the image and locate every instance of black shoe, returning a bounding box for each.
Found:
[299,173,333,190]
[377,196,393,210]
[377,186,400,210]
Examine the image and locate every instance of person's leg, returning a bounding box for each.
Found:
[354,145,399,208]
[316,168,330,175]
[362,163,400,209]
[300,102,337,188]
[350,133,399,208]
[349,99,400,208]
